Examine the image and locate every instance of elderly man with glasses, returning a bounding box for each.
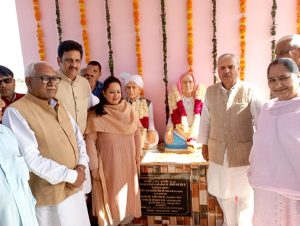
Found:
[2,62,91,226]
[0,65,24,112]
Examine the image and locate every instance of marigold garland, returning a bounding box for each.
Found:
[187,0,193,73]
[105,0,114,76]
[131,98,149,129]
[160,0,169,123]
[211,0,217,83]
[271,0,277,60]
[168,85,205,151]
[78,0,90,63]
[33,0,46,61]
[239,0,246,80]
[55,0,62,44]
[133,0,143,76]
[297,0,300,34]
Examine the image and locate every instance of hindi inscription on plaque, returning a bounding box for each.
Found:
[139,173,191,216]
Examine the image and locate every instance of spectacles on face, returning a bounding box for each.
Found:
[32,75,62,84]
[275,49,294,58]
[0,77,13,85]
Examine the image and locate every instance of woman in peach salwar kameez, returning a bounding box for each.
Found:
[85,76,142,226]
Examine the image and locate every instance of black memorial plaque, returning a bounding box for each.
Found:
[139,173,191,216]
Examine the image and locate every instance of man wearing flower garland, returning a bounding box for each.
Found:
[121,72,158,151]
[275,34,300,68]
[199,53,263,226]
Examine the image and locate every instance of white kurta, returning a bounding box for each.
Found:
[248,97,300,225]
[0,125,39,226]
[199,81,263,199]
[2,101,91,226]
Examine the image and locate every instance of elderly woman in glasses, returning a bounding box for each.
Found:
[248,58,300,225]
[0,65,24,112]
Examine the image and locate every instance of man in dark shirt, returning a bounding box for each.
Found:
[87,61,103,97]
[0,65,24,112]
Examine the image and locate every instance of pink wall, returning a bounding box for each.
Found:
[15,0,297,138]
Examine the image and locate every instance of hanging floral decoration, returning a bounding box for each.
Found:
[105,0,114,76]
[239,0,246,80]
[297,0,300,34]
[55,0,62,44]
[33,0,46,61]
[187,0,193,73]
[79,0,90,63]
[133,0,143,76]
[160,0,169,123]
[271,0,277,60]
[211,0,217,83]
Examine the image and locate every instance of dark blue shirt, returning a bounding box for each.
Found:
[92,81,103,98]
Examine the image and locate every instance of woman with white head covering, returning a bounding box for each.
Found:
[121,72,159,151]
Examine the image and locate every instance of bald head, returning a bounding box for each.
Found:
[275,34,300,67]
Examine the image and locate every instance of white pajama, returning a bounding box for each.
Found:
[199,81,263,226]
[36,191,90,226]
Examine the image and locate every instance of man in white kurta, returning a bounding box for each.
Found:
[199,53,263,226]
[3,62,90,226]
[121,72,159,150]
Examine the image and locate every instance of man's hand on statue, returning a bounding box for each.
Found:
[73,166,86,188]
[165,131,174,144]
[202,144,209,161]
[91,169,100,181]
[147,130,156,144]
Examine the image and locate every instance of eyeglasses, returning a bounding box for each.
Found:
[0,77,13,85]
[275,49,295,57]
[33,75,62,84]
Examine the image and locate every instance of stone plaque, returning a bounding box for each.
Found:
[139,173,191,216]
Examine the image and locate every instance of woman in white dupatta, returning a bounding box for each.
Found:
[248,58,300,225]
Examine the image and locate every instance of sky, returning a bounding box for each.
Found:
[0,1,26,93]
